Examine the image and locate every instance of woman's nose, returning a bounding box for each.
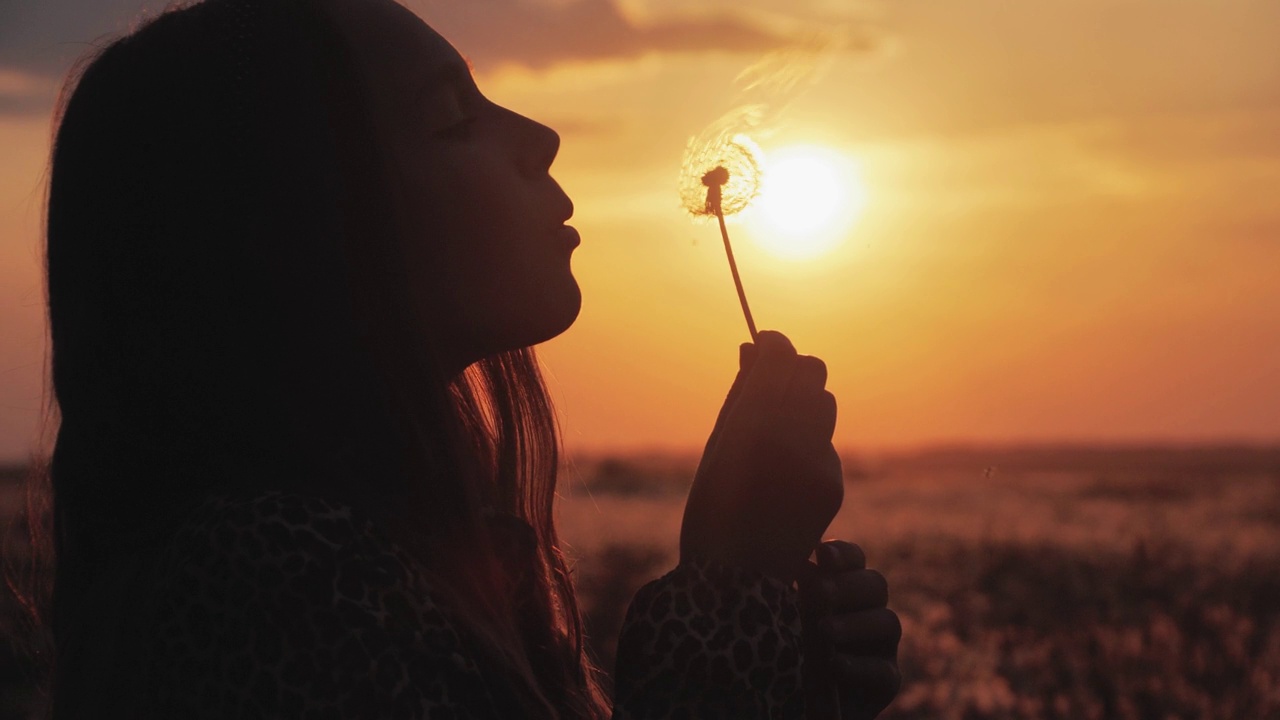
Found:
[516,111,560,175]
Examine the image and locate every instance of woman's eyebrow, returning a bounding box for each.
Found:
[414,60,476,102]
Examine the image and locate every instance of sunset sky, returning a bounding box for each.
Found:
[1,0,1278,461]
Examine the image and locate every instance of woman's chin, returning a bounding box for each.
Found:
[533,280,582,344]
[491,279,582,352]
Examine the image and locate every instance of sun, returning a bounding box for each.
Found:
[746,144,866,260]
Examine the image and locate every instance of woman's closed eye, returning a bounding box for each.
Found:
[423,84,477,138]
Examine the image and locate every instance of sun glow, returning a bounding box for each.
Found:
[747,145,866,260]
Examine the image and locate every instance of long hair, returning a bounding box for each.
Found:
[9,0,612,717]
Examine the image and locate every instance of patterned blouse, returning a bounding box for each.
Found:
[129,490,807,718]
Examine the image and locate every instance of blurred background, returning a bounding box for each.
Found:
[2,0,1278,718]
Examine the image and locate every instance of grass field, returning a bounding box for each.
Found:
[4,446,1280,719]
[560,447,1280,720]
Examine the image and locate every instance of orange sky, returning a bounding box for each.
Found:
[1,0,1278,461]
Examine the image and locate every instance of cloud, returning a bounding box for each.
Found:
[0,0,155,76]
[0,0,163,116]
[0,69,63,116]
[0,0,878,116]
[413,0,870,71]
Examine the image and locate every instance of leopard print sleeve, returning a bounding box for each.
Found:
[611,555,807,720]
[137,491,509,719]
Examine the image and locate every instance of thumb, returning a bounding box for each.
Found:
[739,341,758,373]
[701,343,760,458]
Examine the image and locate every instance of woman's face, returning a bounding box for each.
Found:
[324,0,580,372]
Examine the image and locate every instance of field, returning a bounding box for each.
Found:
[4,446,1280,719]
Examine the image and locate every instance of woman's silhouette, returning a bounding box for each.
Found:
[28,0,900,717]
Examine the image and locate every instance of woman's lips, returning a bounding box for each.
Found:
[559,225,580,250]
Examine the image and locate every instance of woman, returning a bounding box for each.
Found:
[29,0,901,717]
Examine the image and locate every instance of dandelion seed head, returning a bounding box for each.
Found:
[679,128,763,218]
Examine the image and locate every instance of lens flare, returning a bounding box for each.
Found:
[747,145,866,260]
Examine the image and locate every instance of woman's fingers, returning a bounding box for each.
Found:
[731,334,836,448]
[814,390,837,441]
[824,568,889,612]
[736,330,797,410]
[833,654,902,715]
[701,343,758,456]
[781,357,836,445]
[825,607,902,654]
[803,543,903,718]
[817,540,867,572]
[788,354,827,396]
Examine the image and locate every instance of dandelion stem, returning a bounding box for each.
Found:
[703,173,759,342]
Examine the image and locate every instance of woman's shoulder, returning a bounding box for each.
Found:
[168,488,377,547]
[154,488,429,606]
[163,486,378,556]
[139,490,498,717]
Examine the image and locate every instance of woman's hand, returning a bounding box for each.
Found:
[680,330,844,586]
[798,540,902,720]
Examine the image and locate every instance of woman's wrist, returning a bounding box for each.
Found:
[680,551,798,589]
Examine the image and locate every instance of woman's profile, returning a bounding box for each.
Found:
[24,0,901,717]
